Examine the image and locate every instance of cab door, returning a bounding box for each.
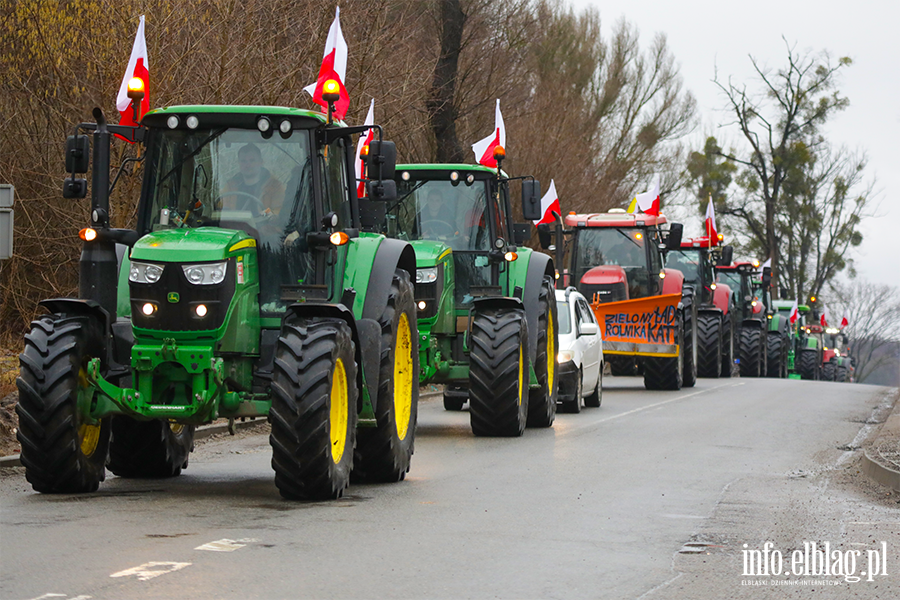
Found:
[576,296,601,391]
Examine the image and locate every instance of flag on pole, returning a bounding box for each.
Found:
[471,99,506,168]
[116,15,150,135]
[820,304,830,327]
[534,179,561,226]
[304,7,349,120]
[631,179,660,216]
[789,299,799,325]
[840,307,849,329]
[626,197,638,213]
[354,99,375,197]
[704,196,717,244]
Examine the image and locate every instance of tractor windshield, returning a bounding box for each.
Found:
[390,179,505,251]
[142,127,319,313]
[573,227,659,300]
[666,251,701,285]
[718,270,745,298]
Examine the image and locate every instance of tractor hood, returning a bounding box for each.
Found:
[581,265,627,286]
[131,227,250,263]
[409,240,452,268]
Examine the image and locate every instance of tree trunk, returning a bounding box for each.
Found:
[427,0,466,163]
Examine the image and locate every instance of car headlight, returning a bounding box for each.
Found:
[557,350,574,363]
[416,267,438,284]
[181,262,227,285]
[129,261,165,284]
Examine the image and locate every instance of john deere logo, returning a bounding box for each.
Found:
[167,292,180,303]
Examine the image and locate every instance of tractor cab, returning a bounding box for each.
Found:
[665,236,732,306]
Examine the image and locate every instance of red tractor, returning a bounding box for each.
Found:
[665,236,736,377]
[546,209,696,390]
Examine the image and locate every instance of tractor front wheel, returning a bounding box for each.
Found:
[468,308,529,436]
[739,327,764,377]
[721,320,736,377]
[798,348,819,381]
[527,278,558,428]
[644,314,684,390]
[108,418,194,478]
[696,313,722,378]
[16,314,110,493]
[270,318,358,500]
[766,332,786,378]
[354,269,419,483]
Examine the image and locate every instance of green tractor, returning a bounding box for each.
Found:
[17,100,420,500]
[384,163,558,436]
[771,299,806,379]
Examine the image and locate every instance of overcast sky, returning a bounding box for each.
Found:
[570,0,898,287]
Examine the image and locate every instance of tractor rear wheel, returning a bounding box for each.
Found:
[766,332,785,378]
[798,348,819,381]
[16,314,110,493]
[527,278,558,428]
[354,269,419,483]
[270,318,358,500]
[468,308,529,437]
[739,327,764,377]
[696,313,722,378]
[108,418,195,478]
[682,308,698,388]
[836,365,849,382]
[584,367,602,408]
[644,314,684,390]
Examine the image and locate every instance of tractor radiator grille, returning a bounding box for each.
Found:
[579,282,627,304]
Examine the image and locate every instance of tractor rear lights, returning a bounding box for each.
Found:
[186,115,200,130]
[141,302,157,316]
[79,228,98,242]
[257,117,271,132]
[182,262,227,285]
[416,267,438,284]
[130,261,164,284]
[330,231,350,246]
[166,116,180,129]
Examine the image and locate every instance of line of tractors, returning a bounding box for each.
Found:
[14,89,853,502]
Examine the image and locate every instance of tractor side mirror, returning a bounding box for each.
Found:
[762,266,772,288]
[365,179,397,203]
[537,223,552,249]
[720,245,733,266]
[521,180,542,221]
[513,223,530,246]
[63,177,87,199]
[66,135,90,173]
[365,140,396,181]
[666,223,683,249]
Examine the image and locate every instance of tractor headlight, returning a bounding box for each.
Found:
[181,262,227,285]
[416,267,438,284]
[129,262,165,284]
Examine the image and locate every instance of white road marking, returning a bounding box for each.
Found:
[195,538,252,552]
[562,381,741,435]
[29,595,92,600]
[109,562,191,581]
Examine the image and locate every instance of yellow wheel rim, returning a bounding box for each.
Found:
[76,367,100,456]
[518,345,524,406]
[393,313,413,441]
[547,312,555,393]
[329,358,349,464]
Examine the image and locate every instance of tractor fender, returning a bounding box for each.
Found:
[518,250,554,362]
[282,302,374,413]
[467,296,527,353]
[699,306,723,320]
[361,238,416,321]
[39,298,111,338]
[742,318,765,330]
[769,312,789,335]
[661,268,685,295]
[712,284,732,315]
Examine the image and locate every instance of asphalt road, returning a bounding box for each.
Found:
[1,377,897,600]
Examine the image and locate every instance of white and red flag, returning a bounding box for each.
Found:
[354,99,375,197]
[534,179,561,226]
[789,299,799,325]
[630,179,660,216]
[820,304,830,327]
[116,15,150,133]
[704,196,717,243]
[304,7,349,120]
[472,99,506,168]
[840,307,849,329]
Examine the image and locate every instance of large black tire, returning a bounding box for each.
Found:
[720,319,735,377]
[584,367,602,408]
[644,314,684,391]
[822,360,836,382]
[527,278,558,428]
[16,314,110,493]
[443,386,466,411]
[766,332,785,378]
[608,357,638,376]
[108,418,195,478]
[739,327,765,377]
[696,313,722,378]
[270,318,358,500]
[798,348,819,381]
[682,307,697,388]
[836,365,849,383]
[353,269,419,483]
[468,308,529,437]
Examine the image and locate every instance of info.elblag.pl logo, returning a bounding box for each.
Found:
[742,541,889,584]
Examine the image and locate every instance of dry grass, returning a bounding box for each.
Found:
[0,352,18,400]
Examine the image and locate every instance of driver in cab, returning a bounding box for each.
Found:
[418,190,455,239]
[219,143,285,216]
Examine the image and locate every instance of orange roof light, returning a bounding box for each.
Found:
[126,77,145,101]
[322,79,341,102]
[492,145,506,161]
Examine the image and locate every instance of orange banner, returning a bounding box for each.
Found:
[589,293,682,356]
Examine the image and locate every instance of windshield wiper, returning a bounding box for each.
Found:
[388,181,426,214]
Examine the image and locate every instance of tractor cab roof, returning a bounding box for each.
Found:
[680,235,720,249]
[395,164,508,179]
[716,260,758,272]
[142,105,335,129]
[564,210,668,228]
